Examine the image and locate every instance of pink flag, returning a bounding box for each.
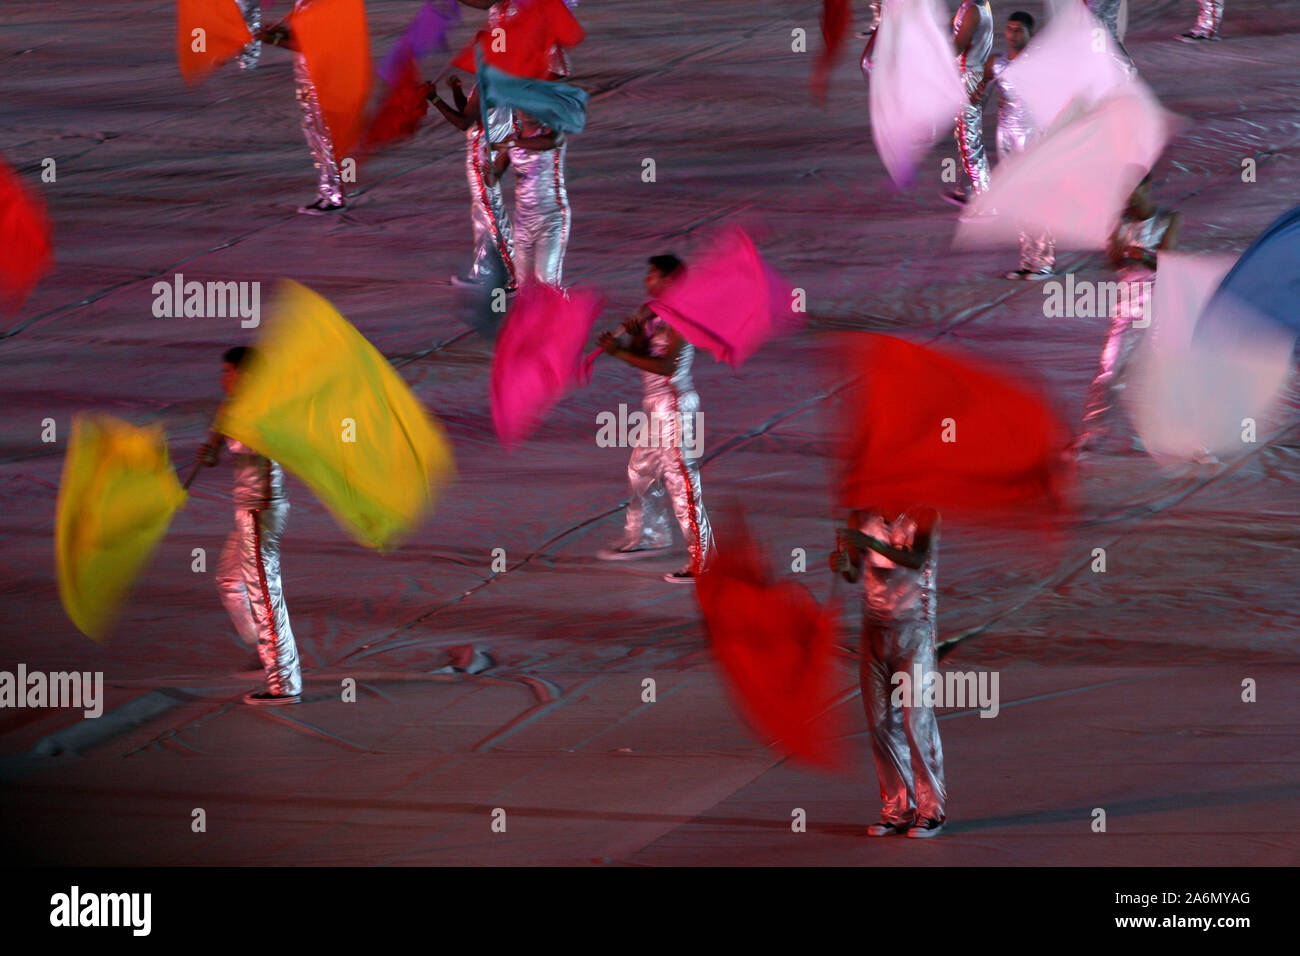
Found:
[955,85,1174,251]
[648,227,802,368]
[1128,253,1293,463]
[1006,0,1131,132]
[491,283,605,449]
[868,0,965,188]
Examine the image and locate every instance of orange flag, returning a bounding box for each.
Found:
[290,0,373,162]
[176,0,254,86]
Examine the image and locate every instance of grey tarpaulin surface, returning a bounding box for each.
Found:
[0,1,1297,864]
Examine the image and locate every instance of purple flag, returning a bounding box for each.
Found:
[378,0,460,86]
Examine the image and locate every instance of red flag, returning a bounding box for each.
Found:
[452,0,585,79]
[361,54,429,154]
[648,227,802,368]
[290,0,373,162]
[491,282,605,449]
[696,511,845,770]
[0,156,53,314]
[811,0,851,101]
[833,333,1073,518]
[176,0,254,86]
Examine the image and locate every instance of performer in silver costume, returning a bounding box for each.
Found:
[500,113,571,287]
[234,0,261,70]
[429,79,518,289]
[1181,0,1225,42]
[1076,177,1182,453]
[832,507,946,838]
[981,11,1055,279]
[261,9,347,215]
[946,0,994,206]
[597,255,714,584]
[197,347,303,706]
[1084,0,1136,72]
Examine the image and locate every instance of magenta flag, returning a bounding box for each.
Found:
[491,283,605,449]
[647,228,802,368]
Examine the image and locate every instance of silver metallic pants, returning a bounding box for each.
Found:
[997,126,1055,272]
[217,504,303,697]
[621,391,714,573]
[1079,274,1150,448]
[955,71,989,195]
[236,0,261,70]
[466,127,517,287]
[1088,0,1136,72]
[865,0,883,34]
[294,55,344,205]
[861,618,946,825]
[510,144,571,287]
[1194,0,1225,37]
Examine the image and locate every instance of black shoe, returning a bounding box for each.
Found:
[243,691,301,706]
[906,818,946,838]
[1177,32,1209,43]
[941,188,968,207]
[297,199,347,216]
[662,567,695,584]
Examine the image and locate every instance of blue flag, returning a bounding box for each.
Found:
[476,53,589,134]
[1198,205,1300,339]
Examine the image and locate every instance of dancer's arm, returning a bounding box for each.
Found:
[597,323,681,377]
[427,83,474,131]
[953,6,978,56]
[449,76,469,113]
[506,129,566,151]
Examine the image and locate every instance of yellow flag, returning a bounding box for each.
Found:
[56,415,187,642]
[218,280,455,549]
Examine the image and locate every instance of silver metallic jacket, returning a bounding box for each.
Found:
[509,115,571,287]
[856,510,945,826]
[618,316,714,573]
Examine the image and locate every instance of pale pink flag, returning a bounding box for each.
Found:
[1007,0,1132,133]
[491,283,605,450]
[648,227,802,368]
[1128,253,1294,462]
[868,0,965,188]
[955,84,1174,251]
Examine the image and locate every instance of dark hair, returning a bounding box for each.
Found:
[222,346,256,368]
[647,254,684,277]
[1009,11,1034,29]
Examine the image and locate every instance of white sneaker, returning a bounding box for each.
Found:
[866,820,913,837]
